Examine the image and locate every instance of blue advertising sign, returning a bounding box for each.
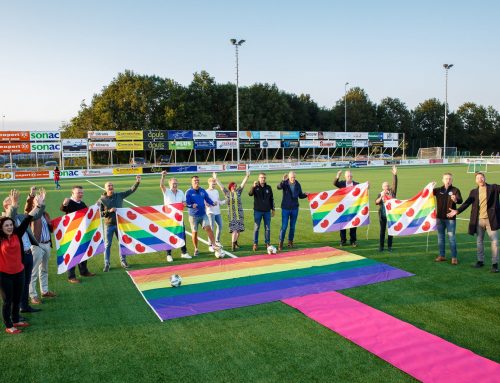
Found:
[168,130,193,140]
[282,140,299,148]
[194,140,216,150]
[281,131,300,140]
[168,165,198,173]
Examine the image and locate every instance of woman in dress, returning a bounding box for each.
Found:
[214,171,250,251]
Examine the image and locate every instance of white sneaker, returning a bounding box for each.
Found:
[208,245,215,253]
[166,255,173,263]
[181,253,192,259]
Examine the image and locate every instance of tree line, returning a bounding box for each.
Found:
[63,70,500,156]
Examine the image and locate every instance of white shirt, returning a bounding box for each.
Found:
[163,188,186,205]
[206,188,225,215]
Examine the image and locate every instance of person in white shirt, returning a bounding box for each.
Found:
[206,177,226,252]
[160,172,191,263]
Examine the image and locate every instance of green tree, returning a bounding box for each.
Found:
[333,87,377,132]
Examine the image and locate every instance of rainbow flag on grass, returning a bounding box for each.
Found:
[52,205,105,274]
[116,204,185,257]
[385,182,437,236]
[308,182,370,233]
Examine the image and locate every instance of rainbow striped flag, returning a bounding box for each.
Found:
[116,204,186,257]
[308,182,370,233]
[52,205,105,274]
[127,246,413,321]
[385,182,437,236]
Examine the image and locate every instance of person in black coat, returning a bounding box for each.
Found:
[375,166,398,252]
[249,173,275,251]
[448,172,499,272]
[334,170,359,247]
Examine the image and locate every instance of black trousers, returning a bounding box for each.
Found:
[0,271,24,328]
[340,228,357,244]
[379,215,393,249]
[20,250,33,310]
[67,261,90,279]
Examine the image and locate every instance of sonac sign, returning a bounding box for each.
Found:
[29,131,61,141]
[30,142,61,152]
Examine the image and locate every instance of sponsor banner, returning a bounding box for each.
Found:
[368,132,383,140]
[369,160,385,166]
[298,162,329,168]
[248,163,269,170]
[144,130,168,141]
[59,169,84,178]
[224,164,247,171]
[351,132,369,140]
[30,142,61,152]
[300,140,318,148]
[400,159,430,165]
[330,161,350,167]
[216,140,237,150]
[0,142,31,154]
[144,141,168,150]
[116,131,144,140]
[268,162,294,170]
[62,139,88,150]
[282,140,299,148]
[260,131,281,140]
[300,131,319,140]
[193,131,216,140]
[168,141,194,150]
[15,171,50,179]
[260,140,281,149]
[317,140,336,148]
[112,167,143,175]
[0,131,30,141]
[168,130,193,140]
[216,131,237,139]
[370,140,384,147]
[384,140,399,148]
[88,142,116,151]
[197,164,224,172]
[87,131,116,140]
[351,161,368,167]
[383,132,399,140]
[280,131,300,140]
[385,160,401,165]
[193,140,216,150]
[143,166,169,174]
[353,140,368,148]
[240,140,260,149]
[0,172,13,181]
[30,131,61,141]
[240,131,260,140]
[82,168,114,177]
[63,151,87,158]
[168,165,197,173]
[322,132,336,139]
[116,141,144,151]
[336,140,353,148]
[429,159,444,164]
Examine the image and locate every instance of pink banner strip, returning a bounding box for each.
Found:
[283,292,500,383]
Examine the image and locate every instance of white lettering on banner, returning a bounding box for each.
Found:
[216,140,237,149]
[30,143,61,152]
[88,142,116,151]
[197,165,224,172]
[193,131,216,140]
[30,131,60,141]
[260,131,281,140]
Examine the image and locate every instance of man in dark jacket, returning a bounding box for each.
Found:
[249,173,275,251]
[448,172,499,272]
[433,173,462,264]
[277,171,308,251]
[334,170,359,247]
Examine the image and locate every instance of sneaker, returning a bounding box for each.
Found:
[435,256,446,262]
[492,263,499,273]
[451,258,458,265]
[473,261,484,268]
[121,260,129,269]
[215,242,223,248]
[351,242,358,248]
[81,272,96,277]
[181,253,192,259]
[13,321,30,328]
[41,291,57,297]
[5,327,22,334]
[31,297,42,305]
[166,255,173,263]
[103,264,110,272]
[193,249,199,257]
[208,245,215,253]
[68,278,80,284]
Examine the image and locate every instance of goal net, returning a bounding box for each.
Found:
[417,147,442,159]
[466,159,500,174]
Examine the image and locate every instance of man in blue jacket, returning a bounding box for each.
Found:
[185,176,221,257]
[277,171,308,251]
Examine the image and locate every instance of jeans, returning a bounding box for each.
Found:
[436,219,457,258]
[104,225,122,265]
[477,218,499,264]
[279,208,299,242]
[254,211,271,245]
[207,214,223,244]
[379,216,393,250]
[0,271,24,328]
[20,250,33,310]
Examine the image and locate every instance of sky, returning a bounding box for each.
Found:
[1,0,499,131]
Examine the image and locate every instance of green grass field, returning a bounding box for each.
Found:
[1,165,499,382]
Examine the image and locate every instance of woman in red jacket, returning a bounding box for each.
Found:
[0,189,45,334]
[54,166,61,190]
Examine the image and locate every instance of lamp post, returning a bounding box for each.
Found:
[344,82,349,132]
[443,64,453,159]
[230,38,245,164]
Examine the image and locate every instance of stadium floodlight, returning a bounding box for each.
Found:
[344,82,349,132]
[443,64,454,160]
[230,38,245,163]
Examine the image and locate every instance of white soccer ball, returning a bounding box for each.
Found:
[267,245,277,255]
[170,274,182,288]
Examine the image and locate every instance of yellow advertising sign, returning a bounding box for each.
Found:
[115,131,144,140]
[112,167,143,175]
[116,141,144,151]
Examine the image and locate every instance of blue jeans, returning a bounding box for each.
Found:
[104,224,123,265]
[207,214,223,244]
[436,219,457,258]
[280,208,299,242]
[254,211,271,245]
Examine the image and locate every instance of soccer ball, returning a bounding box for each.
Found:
[170,274,182,288]
[267,245,277,255]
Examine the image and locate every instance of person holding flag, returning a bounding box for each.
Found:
[334,170,359,247]
[249,173,275,252]
[375,166,398,252]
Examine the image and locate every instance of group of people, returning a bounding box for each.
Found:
[1,168,498,335]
